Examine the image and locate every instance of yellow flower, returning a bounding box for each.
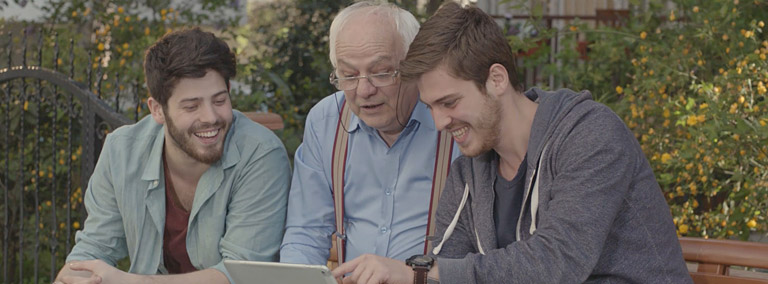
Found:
[747,219,757,228]
[759,21,765,28]
[686,115,698,126]
[699,103,708,110]
[46,200,52,206]
[692,6,699,13]
[615,86,623,94]
[661,153,673,164]
[23,101,28,111]
[71,11,77,18]
[678,35,684,41]
[73,221,80,229]
[97,43,105,51]
[738,96,745,104]
[722,34,729,41]
[679,224,689,234]
[161,8,168,16]
[757,82,766,94]
[125,16,131,22]
[669,10,675,21]
[145,27,151,36]
[569,25,578,32]
[117,6,124,14]
[640,31,647,39]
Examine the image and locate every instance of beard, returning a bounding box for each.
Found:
[459,94,501,157]
[164,111,228,165]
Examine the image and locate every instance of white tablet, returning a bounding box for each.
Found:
[224,260,337,284]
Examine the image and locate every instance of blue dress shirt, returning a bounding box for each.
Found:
[280,91,460,264]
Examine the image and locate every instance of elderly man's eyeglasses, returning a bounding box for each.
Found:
[329,70,399,91]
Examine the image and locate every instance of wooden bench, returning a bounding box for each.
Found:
[243,111,284,130]
[680,237,768,284]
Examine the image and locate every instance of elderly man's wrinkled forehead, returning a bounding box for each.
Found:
[336,9,403,57]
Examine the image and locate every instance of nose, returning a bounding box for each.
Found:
[431,107,451,131]
[355,76,377,99]
[199,102,218,124]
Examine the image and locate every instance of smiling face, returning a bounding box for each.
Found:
[419,64,501,157]
[152,70,233,165]
[334,11,417,135]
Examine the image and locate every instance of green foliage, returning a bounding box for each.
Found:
[515,0,768,240]
[237,0,344,158]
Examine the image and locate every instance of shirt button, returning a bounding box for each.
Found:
[153,181,158,186]
[385,188,392,196]
[380,227,388,233]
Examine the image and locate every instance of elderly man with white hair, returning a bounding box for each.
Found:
[279,0,460,279]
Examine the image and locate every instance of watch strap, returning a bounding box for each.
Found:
[413,266,429,284]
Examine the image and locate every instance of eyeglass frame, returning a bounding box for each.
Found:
[329,70,400,91]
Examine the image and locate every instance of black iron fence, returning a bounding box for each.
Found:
[1,28,139,284]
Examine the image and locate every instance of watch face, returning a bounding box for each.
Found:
[408,255,434,266]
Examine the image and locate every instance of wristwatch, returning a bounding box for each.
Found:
[406,254,434,284]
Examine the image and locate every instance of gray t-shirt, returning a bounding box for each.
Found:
[493,155,527,249]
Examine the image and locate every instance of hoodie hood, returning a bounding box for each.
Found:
[524,87,594,169]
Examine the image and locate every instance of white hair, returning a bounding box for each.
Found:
[328,0,420,68]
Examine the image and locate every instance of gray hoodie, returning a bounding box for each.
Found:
[431,88,692,283]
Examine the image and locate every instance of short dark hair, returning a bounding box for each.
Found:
[143,27,236,106]
[400,2,521,92]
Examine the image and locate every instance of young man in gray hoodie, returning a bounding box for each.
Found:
[333,2,692,284]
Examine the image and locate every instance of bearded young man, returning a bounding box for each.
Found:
[333,3,692,284]
[54,28,291,284]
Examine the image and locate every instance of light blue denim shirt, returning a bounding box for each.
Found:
[66,110,291,282]
[280,92,460,264]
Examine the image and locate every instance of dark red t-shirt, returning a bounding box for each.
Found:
[162,158,197,274]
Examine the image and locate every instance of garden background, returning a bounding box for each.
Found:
[0,0,766,282]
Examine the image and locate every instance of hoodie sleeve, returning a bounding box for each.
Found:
[437,106,637,283]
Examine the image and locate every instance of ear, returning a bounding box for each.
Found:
[147,97,166,125]
[484,63,509,98]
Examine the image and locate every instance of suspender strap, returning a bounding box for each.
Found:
[331,100,454,262]
[332,100,352,264]
[424,130,453,254]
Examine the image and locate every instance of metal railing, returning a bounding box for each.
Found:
[0,28,137,284]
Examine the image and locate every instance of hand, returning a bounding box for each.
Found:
[54,261,100,284]
[65,260,135,284]
[332,254,413,284]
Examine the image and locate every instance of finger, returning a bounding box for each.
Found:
[69,261,93,272]
[333,258,361,278]
[362,264,381,284]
